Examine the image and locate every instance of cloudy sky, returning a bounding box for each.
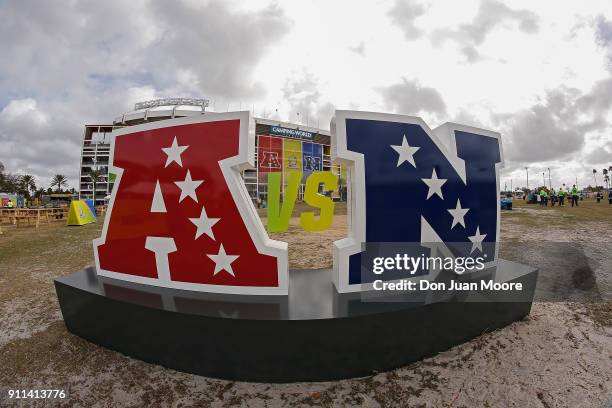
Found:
[1,0,611,190]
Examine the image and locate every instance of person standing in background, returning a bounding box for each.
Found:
[558,186,565,206]
[550,188,556,206]
[539,188,548,207]
[537,189,543,206]
[571,185,579,207]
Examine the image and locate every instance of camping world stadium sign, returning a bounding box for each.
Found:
[93,110,503,295]
[269,125,314,140]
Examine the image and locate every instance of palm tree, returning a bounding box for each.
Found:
[34,187,45,199]
[20,175,36,198]
[89,168,104,206]
[603,168,610,189]
[50,174,68,192]
[592,169,598,189]
[0,161,6,191]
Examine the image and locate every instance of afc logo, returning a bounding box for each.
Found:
[94,111,503,295]
[259,151,281,170]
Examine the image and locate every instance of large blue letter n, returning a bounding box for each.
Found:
[331,111,503,293]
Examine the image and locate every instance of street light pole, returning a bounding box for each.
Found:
[525,167,529,190]
[547,167,551,189]
[542,172,545,187]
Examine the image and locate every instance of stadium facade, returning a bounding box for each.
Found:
[79,98,344,206]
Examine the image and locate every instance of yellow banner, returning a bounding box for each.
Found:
[283,139,302,174]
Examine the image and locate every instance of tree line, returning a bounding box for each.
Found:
[0,161,72,199]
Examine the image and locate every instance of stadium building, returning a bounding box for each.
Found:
[79,125,114,205]
[79,98,345,206]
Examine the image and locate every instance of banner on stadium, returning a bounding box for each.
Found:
[258,135,283,174]
[301,142,322,182]
[283,139,302,177]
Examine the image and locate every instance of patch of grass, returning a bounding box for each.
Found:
[0,220,102,269]
[0,220,102,306]
[582,302,612,327]
[510,198,612,224]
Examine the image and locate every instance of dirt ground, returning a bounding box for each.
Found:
[0,199,611,407]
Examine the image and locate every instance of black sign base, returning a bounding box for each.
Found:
[55,260,537,382]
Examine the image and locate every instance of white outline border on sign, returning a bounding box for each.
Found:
[93,111,289,295]
[331,110,504,293]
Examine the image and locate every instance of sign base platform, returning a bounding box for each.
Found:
[55,260,537,382]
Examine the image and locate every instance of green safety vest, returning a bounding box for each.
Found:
[572,188,577,195]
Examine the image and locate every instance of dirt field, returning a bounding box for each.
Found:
[0,199,611,407]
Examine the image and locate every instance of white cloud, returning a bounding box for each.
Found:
[388,0,428,40]
[0,99,48,125]
[585,142,612,165]
[379,78,447,119]
[430,0,539,61]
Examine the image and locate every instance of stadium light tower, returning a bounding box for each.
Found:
[525,166,529,189]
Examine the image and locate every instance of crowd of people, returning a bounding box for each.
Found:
[536,184,579,207]
[535,184,611,207]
